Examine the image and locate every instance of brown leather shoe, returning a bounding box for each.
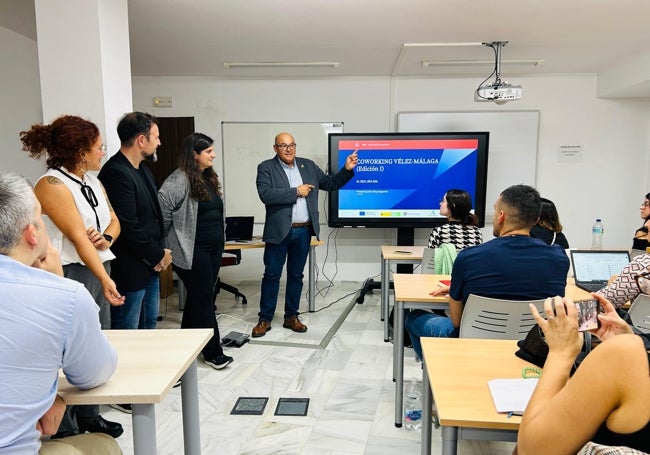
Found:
[283,316,307,333]
[252,320,271,338]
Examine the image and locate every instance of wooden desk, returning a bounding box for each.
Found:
[421,338,530,455]
[58,329,212,455]
[392,274,593,428]
[380,245,426,341]
[222,237,324,312]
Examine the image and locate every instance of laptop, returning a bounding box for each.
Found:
[570,250,631,293]
[225,216,254,242]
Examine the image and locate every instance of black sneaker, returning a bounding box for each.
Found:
[204,354,233,370]
[109,403,132,414]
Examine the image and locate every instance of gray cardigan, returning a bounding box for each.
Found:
[158,169,215,269]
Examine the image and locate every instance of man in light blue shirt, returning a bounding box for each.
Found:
[0,173,120,455]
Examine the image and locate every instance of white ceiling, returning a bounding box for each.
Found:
[4,0,650,96]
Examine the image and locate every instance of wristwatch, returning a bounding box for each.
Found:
[103,233,114,245]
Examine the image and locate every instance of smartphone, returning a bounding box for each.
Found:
[575,299,602,332]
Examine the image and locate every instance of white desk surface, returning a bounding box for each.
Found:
[380,245,426,261]
[58,329,212,405]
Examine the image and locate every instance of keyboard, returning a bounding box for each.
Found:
[576,282,605,293]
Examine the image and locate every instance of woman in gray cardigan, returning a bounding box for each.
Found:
[158,132,233,369]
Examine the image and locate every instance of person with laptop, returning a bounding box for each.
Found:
[158,132,233,369]
[252,132,357,337]
[596,252,650,307]
[406,185,569,360]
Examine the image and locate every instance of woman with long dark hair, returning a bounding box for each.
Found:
[530,197,569,248]
[427,189,482,251]
[158,132,233,369]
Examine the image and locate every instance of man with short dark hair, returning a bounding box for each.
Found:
[406,184,569,360]
[99,112,171,331]
[0,172,120,455]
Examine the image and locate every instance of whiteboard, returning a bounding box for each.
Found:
[221,122,344,220]
[398,111,540,219]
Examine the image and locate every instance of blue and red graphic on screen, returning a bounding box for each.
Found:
[328,132,489,228]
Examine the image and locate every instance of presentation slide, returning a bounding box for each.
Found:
[336,138,479,219]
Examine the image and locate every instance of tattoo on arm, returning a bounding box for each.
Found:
[46,176,63,185]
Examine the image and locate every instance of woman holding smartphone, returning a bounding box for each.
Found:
[515,295,650,455]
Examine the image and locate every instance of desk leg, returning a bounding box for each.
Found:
[441,426,458,455]
[181,359,202,455]
[308,244,316,312]
[422,358,432,455]
[382,258,390,342]
[132,404,157,455]
[394,299,404,427]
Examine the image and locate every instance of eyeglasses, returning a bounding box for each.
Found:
[642,201,650,207]
[97,144,107,153]
[275,143,297,151]
[635,271,650,294]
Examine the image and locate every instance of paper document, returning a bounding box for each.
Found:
[487,378,539,415]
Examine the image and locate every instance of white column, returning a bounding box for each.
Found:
[34,0,132,156]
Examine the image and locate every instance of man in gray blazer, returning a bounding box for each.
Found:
[253,132,358,337]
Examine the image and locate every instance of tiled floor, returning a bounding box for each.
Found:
[101,280,516,455]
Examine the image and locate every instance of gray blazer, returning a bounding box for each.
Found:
[158,169,200,269]
[256,156,354,243]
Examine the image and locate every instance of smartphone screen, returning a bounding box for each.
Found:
[575,299,601,332]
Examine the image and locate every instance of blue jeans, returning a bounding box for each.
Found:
[405,309,458,361]
[259,226,311,322]
[110,275,160,329]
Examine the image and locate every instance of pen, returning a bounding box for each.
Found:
[507,412,513,418]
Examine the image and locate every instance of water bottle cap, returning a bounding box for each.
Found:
[596,218,602,222]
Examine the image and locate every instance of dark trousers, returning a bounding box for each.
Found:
[258,226,311,322]
[174,245,223,359]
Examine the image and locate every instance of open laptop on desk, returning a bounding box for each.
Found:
[570,250,631,293]
[225,216,254,242]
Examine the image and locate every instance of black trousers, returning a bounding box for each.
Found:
[174,245,224,359]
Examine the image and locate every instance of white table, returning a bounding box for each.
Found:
[58,329,212,455]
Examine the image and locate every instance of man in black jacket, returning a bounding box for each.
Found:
[99,112,171,330]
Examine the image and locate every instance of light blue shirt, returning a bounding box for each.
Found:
[279,158,309,224]
[0,254,117,454]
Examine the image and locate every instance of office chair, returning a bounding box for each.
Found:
[217,250,247,304]
[628,294,650,333]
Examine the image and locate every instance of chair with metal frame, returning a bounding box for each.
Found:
[628,293,650,333]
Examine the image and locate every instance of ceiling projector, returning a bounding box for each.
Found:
[474,83,522,104]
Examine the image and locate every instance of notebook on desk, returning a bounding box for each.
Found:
[570,250,631,293]
[225,216,254,241]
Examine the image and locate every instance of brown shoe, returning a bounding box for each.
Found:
[283,316,307,333]
[252,320,271,338]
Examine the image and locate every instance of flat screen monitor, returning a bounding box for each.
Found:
[328,132,489,228]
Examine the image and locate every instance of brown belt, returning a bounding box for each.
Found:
[291,222,311,228]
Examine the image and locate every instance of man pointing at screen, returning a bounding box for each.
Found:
[253,132,358,337]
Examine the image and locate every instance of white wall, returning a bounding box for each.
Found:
[133,75,650,282]
[0,25,45,183]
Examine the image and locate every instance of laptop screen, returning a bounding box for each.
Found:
[225,216,254,241]
[570,250,630,283]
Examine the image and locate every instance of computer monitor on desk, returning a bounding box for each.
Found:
[225,216,254,242]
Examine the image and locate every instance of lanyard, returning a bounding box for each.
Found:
[55,168,101,231]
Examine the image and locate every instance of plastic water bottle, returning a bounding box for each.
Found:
[591,219,604,250]
[404,378,422,431]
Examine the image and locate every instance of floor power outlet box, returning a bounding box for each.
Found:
[222,331,250,347]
